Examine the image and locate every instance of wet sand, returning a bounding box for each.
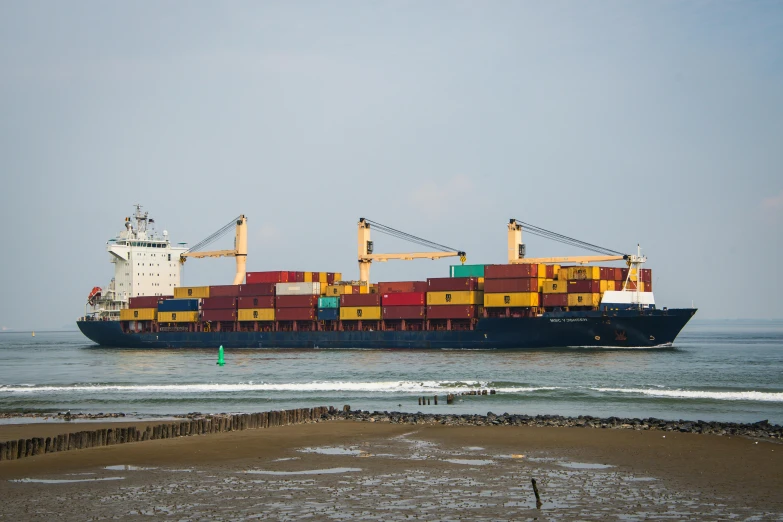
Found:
[1,420,781,520]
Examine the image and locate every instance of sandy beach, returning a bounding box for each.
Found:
[1,418,781,520]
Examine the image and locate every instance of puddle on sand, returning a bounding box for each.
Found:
[243,468,362,476]
[104,465,158,471]
[11,477,125,484]
[557,461,614,469]
[299,446,365,456]
[443,459,495,466]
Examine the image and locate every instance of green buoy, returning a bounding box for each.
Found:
[217,345,225,366]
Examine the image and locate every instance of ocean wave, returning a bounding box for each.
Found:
[592,387,783,402]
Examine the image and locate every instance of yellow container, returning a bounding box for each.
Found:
[304,272,313,283]
[477,277,485,291]
[567,293,601,307]
[237,308,275,322]
[566,266,600,281]
[340,306,382,321]
[484,292,539,308]
[120,308,157,321]
[158,311,199,323]
[537,276,548,292]
[606,280,616,291]
[318,272,328,284]
[427,291,483,306]
[542,281,567,294]
[600,280,608,293]
[334,273,343,283]
[558,267,569,281]
[325,285,345,296]
[174,286,210,299]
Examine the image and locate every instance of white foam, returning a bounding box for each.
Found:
[592,387,783,402]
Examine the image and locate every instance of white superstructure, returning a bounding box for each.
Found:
[83,205,187,320]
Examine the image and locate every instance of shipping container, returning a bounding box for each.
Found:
[158,311,199,323]
[318,296,340,309]
[599,267,614,281]
[119,308,157,321]
[483,292,539,308]
[427,277,480,292]
[567,293,602,307]
[128,295,172,308]
[237,295,276,309]
[620,268,638,282]
[542,281,567,294]
[340,306,382,321]
[382,305,426,320]
[317,308,340,321]
[478,277,485,291]
[238,283,276,296]
[174,286,209,299]
[600,280,618,292]
[545,265,560,279]
[201,297,238,310]
[276,295,319,308]
[483,278,538,293]
[202,309,237,322]
[426,291,483,306]
[208,285,242,298]
[246,271,290,284]
[620,281,646,292]
[275,282,321,296]
[325,284,371,296]
[425,305,479,319]
[484,264,538,279]
[640,268,652,283]
[542,293,568,307]
[566,266,600,281]
[341,294,381,307]
[158,298,200,312]
[276,307,316,321]
[567,280,601,293]
[237,308,275,322]
[304,272,313,283]
[449,264,486,278]
[292,271,305,283]
[381,292,426,306]
[377,281,428,294]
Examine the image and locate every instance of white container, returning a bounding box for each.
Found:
[275,282,321,296]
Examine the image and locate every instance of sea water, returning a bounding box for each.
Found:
[1,319,781,424]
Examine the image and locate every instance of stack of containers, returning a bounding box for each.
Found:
[247,271,341,295]
[620,267,652,291]
[483,265,539,309]
[276,282,320,322]
[201,285,239,323]
[324,283,376,296]
[317,296,340,321]
[340,292,381,322]
[121,295,172,321]
[449,264,486,291]
[379,281,427,322]
[237,283,276,322]
[426,277,482,320]
[157,298,200,323]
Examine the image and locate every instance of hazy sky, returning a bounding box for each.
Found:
[1,1,781,329]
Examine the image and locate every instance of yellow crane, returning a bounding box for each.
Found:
[179,215,248,285]
[357,218,466,284]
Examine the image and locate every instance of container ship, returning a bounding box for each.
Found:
[77,206,696,349]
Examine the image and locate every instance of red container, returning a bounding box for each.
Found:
[567,280,601,293]
[128,296,172,308]
[291,271,305,283]
[377,281,428,294]
[425,305,478,319]
[599,267,613,281]
[545,265,556,279]
[238,295,275,309]
[621,268,629,281]
[426,277,479,292]
[276,307,315,321]
[201,297,238,309]
[276,295,319,308]
[201,309,237,322]
[483,278,537,293]
[613,268,623,281]
[327,272,336,284]
[542,294,568,307]
[640,268,652,283]
[238,283,276,296]
[646,280,653,292]
[341,294,381,307]
[382,305,426,320]
[246,271,290,284]
[381,292,426,306]
[208,285,241,297]
[484,264,538,279]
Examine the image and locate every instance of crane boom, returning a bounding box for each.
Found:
[358,218,465,283]
[180,215,248,285]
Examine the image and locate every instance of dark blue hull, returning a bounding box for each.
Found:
[77,309,696,349]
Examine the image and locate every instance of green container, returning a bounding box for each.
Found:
[450,264,485,278]
[318,296,340,309]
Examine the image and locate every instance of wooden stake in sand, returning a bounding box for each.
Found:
[531,478,542,509]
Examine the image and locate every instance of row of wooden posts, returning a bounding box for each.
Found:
[418,389,497,406]
[0,405,344,462]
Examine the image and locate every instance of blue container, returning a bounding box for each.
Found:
[158,298,200,312]
[318,296,340,309]
[317,308,340,321]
